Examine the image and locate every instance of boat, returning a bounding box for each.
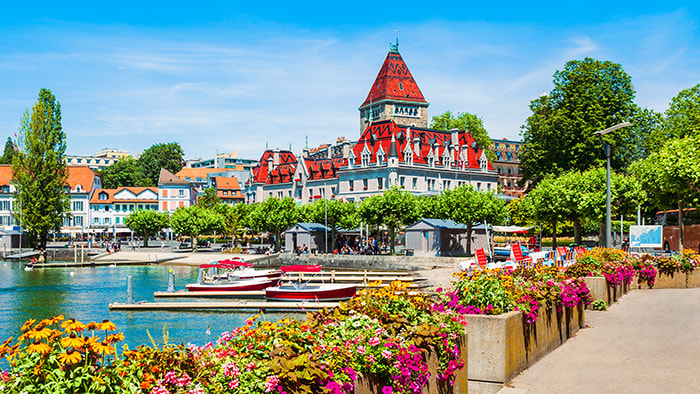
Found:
[185,260,282,292]
[265,265,357,302]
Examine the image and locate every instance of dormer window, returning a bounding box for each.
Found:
[361,144,371,168]
[99,192,108,200]
[403,142,413,165]
[376,146,385,165]
[480,154,488,172]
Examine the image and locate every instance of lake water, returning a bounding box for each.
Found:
[0,262,289,349]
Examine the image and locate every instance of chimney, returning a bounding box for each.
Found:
[302,147,310,158]
[451,128,459,147]
[327,145,332,159]
[273,149,280,166]
[267,157,274,176]
[413,136,420,157]
[342,140,351,158]
[462,144,470,168]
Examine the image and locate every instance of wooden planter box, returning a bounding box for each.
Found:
[634,267,700,289]
[462,302,584,390]
[583,276,626,307]
[354,334,468,394]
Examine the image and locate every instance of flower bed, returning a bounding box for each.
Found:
[432,267,590,387]
[632,250,700,289]
[0,282,468,394]
[564,248,635,307]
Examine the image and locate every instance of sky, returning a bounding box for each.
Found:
[1,1,699,161]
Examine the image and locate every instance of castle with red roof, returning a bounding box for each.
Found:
[245,43,498,204]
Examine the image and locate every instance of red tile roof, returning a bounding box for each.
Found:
[304,157,347,181]
[351,120,494,171]
[67,166,98,193]
[250,150,298,185]
[360,49,427,107]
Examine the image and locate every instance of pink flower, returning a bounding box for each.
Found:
[382,350,392,359]
[382,386,393,394]
[368,337,380,346]
[357,346,366,355]
[264,375,280,393]
[229,379,239,389]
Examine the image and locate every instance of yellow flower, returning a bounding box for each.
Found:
[22,319,36,332]
[58,349,82,365]
[49,315,65,325]
[99,319,116,332]
[91,341,115,355]
[106,333,125,344]
[27,340,51,355]
[85,321,100,331]
[28,327,55,340]
[61,319,85,333]
[61,332,85,349]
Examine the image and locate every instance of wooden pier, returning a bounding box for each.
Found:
[109,300,338,312]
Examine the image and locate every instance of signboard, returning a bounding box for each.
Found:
[629,225,663,248]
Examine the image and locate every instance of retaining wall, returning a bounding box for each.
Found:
[253,253,467,272]
[463,303,584,393]
[634,267,700,289]
[583,276,627,308]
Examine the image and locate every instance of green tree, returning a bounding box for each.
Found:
[662,84,700,139]
[303,199,359,252]
[170,205,225,251]
[441,185,507,255]
[12,88,70,248]
[519,176,567,248]
[415,195,447,220]
[520,58,636,184]
[124,209,169,247]
[198,187,220,209]
[137,142,185,186]
[213,202,250,248]
[358,186,418,255]
[631,135,700,250]
[0,137,16,165]
[98,156,152,188]
[248,198,298,251]
[430,111,495,162]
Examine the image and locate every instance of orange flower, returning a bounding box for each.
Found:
[106,333,124,344]
[61,319,85,333]
[49,315,65,325]
[57,348,82,365]
[60,332,85,349]
[22,319,36,332]
[28,327,55,340]
[91,341,115,355]
[99,319,116,332]
[27,340,51,355]
[122,350,139,359]
[85,321,100,331]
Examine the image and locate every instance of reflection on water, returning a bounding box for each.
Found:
[0,262,289,348]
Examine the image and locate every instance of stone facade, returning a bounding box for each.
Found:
[489,138,528,198]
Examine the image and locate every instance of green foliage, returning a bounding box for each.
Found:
[137,142,185,186]
[430,110,495,162]
[663,84,700,140]
[0,137,16,164]
[301,199,358,251]
[591,299,607,311]
[98,156,152,189]
[124,210,169,247]
[170,205,225,251]
[358,186,418,254]
[248,198,298,251]
[12,88,70,248]
[414,195,446,219]
[520,58,637,184]
[442,185,507,255]
[213,202,250,247]
[198,187,220,209]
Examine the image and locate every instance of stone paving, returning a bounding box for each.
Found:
[500,288,700,394]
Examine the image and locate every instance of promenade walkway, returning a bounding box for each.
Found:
[501,288,700,394]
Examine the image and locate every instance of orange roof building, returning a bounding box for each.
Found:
[211,176,244,204]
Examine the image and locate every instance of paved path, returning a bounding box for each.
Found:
[501,288,700,394]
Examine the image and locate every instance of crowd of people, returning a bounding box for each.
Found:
[334,235,389,255]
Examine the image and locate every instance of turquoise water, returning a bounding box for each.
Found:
[0,262,287,349]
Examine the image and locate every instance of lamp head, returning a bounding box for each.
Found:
[594,122,632,136]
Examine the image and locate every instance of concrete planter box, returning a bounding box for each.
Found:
[583,276,626,307]
[634,267,700,289]
[462,303,584,391]
[354,334,468,394]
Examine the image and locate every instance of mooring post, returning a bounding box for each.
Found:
[81,245,84,265]
[126,275,134,304]
[74,246,77,264]
[331,270,336,283]
[167,269,175,292]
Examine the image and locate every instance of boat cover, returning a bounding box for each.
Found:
[280,265,322,273]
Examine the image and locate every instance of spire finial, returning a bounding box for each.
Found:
[266,141,268,149]
[395,28,399,48]
[289,142,292,150]
[305,136,308,149]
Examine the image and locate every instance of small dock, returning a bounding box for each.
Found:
[4,251,40,260]
[109,300,338,312]
[24,256,183,269]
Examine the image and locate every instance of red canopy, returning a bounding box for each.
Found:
[280,265,322,273]
[199,261,252,269]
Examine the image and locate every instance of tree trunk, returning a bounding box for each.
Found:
[678,200,684,251]
[573,219,582,245]
[192,235,198,252]
[389,227,395,255]
[143,235,149,248]
[275,231,281,252]
[466,223,473,256]
[552,221,557,249]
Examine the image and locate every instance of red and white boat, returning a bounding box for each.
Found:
[265,265,357,302]
[185,260,282,292]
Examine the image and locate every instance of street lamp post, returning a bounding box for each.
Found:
[594,122,632,248]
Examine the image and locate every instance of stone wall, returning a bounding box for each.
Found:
[252,253,467,271]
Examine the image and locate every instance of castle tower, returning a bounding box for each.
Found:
[359,42,429,132]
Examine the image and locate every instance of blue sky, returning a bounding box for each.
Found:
[1,1,699,161]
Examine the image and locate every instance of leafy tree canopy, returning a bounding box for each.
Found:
[358,186,418,254]
[170,205,225,251]
[430,111,495,162]
[0,137,16,165]
[124,209,169,247]
[98,156,152,189]
[662,83,700,140]
[519,58,638,184]
[12,88,70,248]
[248,198,298,251]
[137,142,185,186]
[198,187,220,209]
